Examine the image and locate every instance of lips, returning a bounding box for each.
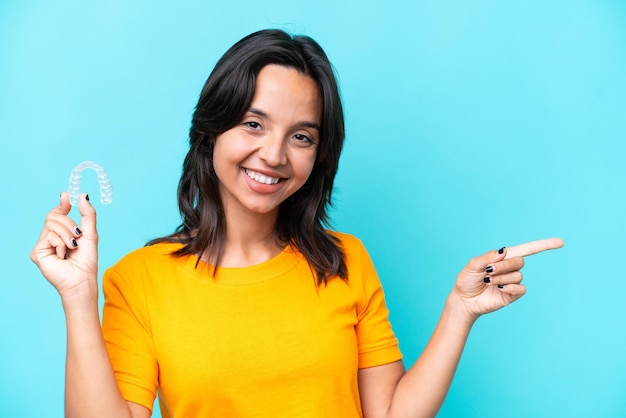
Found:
[243,168,282,185]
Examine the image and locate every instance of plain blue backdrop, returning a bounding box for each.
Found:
[2,0,625,416]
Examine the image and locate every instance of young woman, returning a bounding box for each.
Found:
[31,29,563,418]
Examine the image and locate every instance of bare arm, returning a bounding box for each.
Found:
[359,293,473,418]
[31,193,151,418]
[359,238,564,418]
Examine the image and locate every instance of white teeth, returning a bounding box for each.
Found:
[244,169,280,185]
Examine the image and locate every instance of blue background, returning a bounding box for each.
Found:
[2,1,625,416]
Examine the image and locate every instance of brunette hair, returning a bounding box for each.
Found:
[149,29,347,283]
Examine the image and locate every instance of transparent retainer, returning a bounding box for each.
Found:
[68,161,113,206]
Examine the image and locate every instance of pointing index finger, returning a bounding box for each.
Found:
[504,238,564,259]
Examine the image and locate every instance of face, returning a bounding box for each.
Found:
[213,64,322,220]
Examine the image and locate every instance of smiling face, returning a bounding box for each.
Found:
[212,64,322,221]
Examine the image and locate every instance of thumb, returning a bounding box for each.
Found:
[53,192,72,216]
[77,193,98,238]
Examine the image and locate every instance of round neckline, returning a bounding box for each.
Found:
[162,242,302,286]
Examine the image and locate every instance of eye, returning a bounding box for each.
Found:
[243,121,262,130]
[292,133,318,147]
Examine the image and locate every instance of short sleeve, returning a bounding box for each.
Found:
[102,266,158,411]
[349,238,403,369]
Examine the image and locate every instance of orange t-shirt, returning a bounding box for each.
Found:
[102,232,402,417]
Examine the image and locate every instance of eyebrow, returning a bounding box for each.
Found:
[248,107,321,132]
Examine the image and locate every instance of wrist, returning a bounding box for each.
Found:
[445,290,479,328]
[60,279,100,312]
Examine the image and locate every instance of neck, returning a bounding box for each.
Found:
[217,206,284,268]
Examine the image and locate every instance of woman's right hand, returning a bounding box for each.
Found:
[30,192,99,300]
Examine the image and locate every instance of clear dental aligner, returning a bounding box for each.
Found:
[68,161,113,206]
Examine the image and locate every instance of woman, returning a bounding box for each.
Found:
[31,29,563,418]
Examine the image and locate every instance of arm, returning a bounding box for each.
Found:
[359,239,564,418]
[31,193,151,418]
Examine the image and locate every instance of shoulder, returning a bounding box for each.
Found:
[103,242,190,299]
[326,231,385,306]
[326,230,373,268]
[327,230,365,251]
[108,242,184,275]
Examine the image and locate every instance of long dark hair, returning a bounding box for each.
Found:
[149,29,347,283]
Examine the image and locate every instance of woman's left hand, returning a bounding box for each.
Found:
[453,238,564,320]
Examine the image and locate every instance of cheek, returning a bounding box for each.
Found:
[211,142,237,187]
[296,152,317,182]
[213,135,245,171]
[211,145,225,176]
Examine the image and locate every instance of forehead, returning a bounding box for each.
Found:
[250,65,322,123]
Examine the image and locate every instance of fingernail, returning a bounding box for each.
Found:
[485,266,494,273]
[71,239,78,247]
[498,247,505,254]
[483,276,491,283]
[85,194,90,201]
[74,227,82,235]
[497,284,505,289]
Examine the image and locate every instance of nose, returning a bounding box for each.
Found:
[257,131,287,167]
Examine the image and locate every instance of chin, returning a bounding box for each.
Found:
[245,204,281,216]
